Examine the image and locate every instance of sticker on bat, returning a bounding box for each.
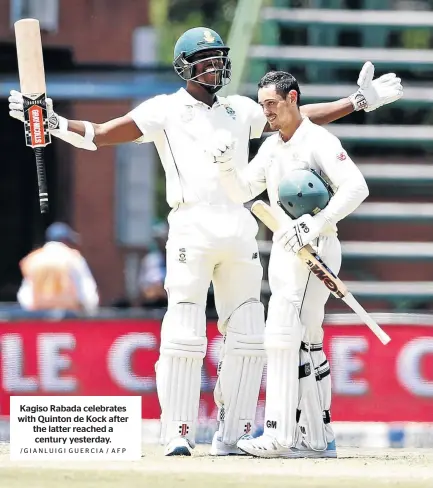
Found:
[23,93,51,148]
[305,259,345,298]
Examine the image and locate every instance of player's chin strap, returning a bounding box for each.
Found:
[297,341,331,451]
[48,108,97,151]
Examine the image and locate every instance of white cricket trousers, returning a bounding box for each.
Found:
[268,235,342,343]
[164,203,263,327]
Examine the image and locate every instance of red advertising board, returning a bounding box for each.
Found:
[0,319,432,422]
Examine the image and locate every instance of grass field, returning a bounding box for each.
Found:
[0,445,432,488]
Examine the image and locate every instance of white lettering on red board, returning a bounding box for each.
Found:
[396,337,433,397]
[1,331,432,398]
[107,333,157,391]
[331,337,369,396]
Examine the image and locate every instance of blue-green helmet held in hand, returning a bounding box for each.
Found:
[173,27,231,93]
[277,169,334,220]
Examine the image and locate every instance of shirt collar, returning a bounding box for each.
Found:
[277,116,311,146]
[177,87,221,107]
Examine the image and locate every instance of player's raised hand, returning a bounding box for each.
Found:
[9,89,61,129]
[208,128,236,167]
[273,213,327,254]
[349,61,403,112]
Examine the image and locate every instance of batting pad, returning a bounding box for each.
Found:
[214,300,266,445]
[299,346,333,450]
[264,294,303,448]
[157,303,207,447]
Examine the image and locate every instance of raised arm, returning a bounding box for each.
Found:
[293,61,403,126]
[300,98,354,126]
[9,92,165,149]
[66,116,142,147]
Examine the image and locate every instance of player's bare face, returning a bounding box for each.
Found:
[258,86,298,131]
[192,50,224,85]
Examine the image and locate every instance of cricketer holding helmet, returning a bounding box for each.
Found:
[9,27,402,457]
[213,71,370,458]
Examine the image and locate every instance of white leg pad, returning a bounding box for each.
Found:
[214,300,266,445]
[298,344,332,451]
[263,294,303,448]
[156,303,207,447]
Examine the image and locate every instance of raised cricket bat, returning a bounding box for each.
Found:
[15,18,50,214]
[251,200,391,345]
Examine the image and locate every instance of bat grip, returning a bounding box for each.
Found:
[33,147,49,214]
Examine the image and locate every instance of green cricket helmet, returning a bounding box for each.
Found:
[277,168,334,219]
[173,27,231,93]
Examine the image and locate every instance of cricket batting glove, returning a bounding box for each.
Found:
[208,128,236,170]
[349,61,403,112]
[274,213,327,254]
[9,89,62,130]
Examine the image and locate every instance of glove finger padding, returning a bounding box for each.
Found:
[8,90,24,122]
[375,73,396,84]
[364,94,402,112]
[9,102,23,111]
[9,89,23,103]
[9,110,24,122]
[357,61,374,89]
[208,128,236,164]
[274,214,326,254]
[380,77,402,89]
[214,129,234,152]
[46,98,54,112]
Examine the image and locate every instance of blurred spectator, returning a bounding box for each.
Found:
[138,222,168,309]
[17,222,99,314]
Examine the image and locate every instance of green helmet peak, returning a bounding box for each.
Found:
[173,27,231,93]
[278,169,334,220]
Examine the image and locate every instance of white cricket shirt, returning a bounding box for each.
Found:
[219,117,369,230]
[128,88,266,208]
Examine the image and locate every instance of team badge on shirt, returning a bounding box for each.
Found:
[225,106,236,120]
[181,105,195,122]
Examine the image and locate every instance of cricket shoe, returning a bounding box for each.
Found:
[291,438,337,459]
[238,435,337,459]
[209,432,252,456]
[237,434,294,458]
[164,436,193,456]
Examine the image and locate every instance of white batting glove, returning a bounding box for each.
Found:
[8,89,61,129]
[207,129,236,170]
[273,213,327,254]
[349,62,403,112]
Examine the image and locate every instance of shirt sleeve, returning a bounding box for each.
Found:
[231,95,267,139]
[127,95,167,143]
[249,100,267,139]
[313,129,369,226]
[219,139,270,203]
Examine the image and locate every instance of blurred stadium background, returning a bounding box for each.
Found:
[0,0,432,449]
